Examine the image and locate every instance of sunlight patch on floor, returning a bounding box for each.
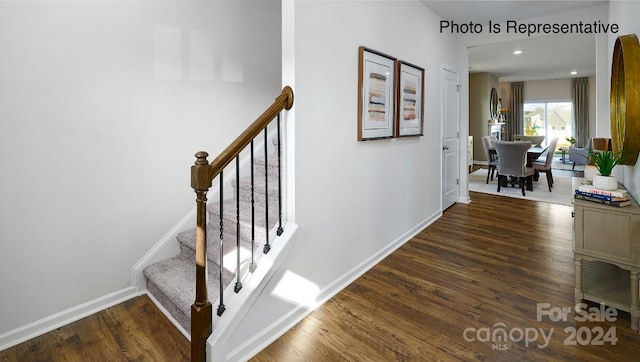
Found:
[271,270,320,308]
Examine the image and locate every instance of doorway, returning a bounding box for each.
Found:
[442,66,459,210]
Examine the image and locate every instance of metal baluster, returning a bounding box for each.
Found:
[234,156,242,293]
[249,140,257,272]
[276,114,284,236]
[263,128,270,254]
[217,173,225,316]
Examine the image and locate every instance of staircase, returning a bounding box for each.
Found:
[141,87,293,361]
[143,151,280,332]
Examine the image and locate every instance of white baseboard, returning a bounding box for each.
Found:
[458,195,472,204]
[0,287,140,351]
[228,210,442,361]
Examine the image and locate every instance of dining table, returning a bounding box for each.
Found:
[527,145,548,183]
[527,146,548,165]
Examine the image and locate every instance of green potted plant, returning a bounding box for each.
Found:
[566,137,576,146]
[589,149,626,190]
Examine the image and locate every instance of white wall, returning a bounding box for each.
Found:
[0,0,281,335]
[228,0,459,356]
[607,0,640,201]
[524,78,572,101]
[469,72,497,162]
[291,0,456,283]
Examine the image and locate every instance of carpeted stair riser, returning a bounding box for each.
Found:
[177,167,278,267]
[207,199,279,243]
[252,156,280,178]
[146,274,190,331]
[180,177,279,269]
[177,226,258,268]
[143,254,235,332]
[234,177,280,208]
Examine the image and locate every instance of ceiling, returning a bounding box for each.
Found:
[422,0,607,82]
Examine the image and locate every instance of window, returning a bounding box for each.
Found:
[523,101,572,145]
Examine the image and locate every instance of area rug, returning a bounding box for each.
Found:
[468,168,573,206]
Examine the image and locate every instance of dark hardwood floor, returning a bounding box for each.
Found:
[2,190,639,361]
[253,192,640,361]
[0,295,190,361]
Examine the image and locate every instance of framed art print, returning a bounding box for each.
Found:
[357,46,396,141]
[396,60,424,137]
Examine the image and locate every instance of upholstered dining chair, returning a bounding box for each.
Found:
[494,140,535,196]
[481,136,498,184]
[514,134,545,147]
[532,137,559,192]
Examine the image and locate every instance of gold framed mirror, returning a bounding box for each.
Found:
[489,87,498,121]
[610,34,640,165]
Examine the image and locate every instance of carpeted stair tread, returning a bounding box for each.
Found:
[253,155,279,178]
[143,255,234,331]
[177,226,259,267]
[233,177,280,207]
[207,198,279,231]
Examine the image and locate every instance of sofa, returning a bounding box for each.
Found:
[568,138,612,170]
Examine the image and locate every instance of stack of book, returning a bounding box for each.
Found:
[575,185,631,207]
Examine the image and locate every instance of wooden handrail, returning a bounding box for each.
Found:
[209,86,294,178]
[190,86,294,362]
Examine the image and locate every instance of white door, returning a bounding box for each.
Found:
[442,67,459,210]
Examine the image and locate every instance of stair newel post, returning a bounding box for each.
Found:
[263,128,271,254]
[234,156,242,293]
[249,140,257,272]
[276,114,284,236]
[217,173,226,316]
[190,151,213,362]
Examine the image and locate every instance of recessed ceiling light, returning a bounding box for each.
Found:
[571,71,577,75]
[513,50,523,55]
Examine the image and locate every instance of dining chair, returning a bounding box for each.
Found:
[481,136,498,184]
[514,134,546,147]
[532,137,559,192]
[494,140,535,196]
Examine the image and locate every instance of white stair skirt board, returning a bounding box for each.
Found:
[468,168,573,206]
[207,223,298,362]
